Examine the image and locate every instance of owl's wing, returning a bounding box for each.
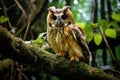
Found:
[72,26,92,64]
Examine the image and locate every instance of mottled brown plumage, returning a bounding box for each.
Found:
[46,6,92,64]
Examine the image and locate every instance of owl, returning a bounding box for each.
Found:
[46,6,92,64]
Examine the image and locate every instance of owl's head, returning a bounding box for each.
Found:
[47,6,75,29]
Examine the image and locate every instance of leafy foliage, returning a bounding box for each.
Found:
[98,20,109,30]
[105,28,116,39]
[94,33,102,46]
[0,16,9,24]
[83,23,93,42]
[111,14,120,22]
[82,15,119,46]
[87,31,93,42]
[76,22,85,28]
[34,32,47,47]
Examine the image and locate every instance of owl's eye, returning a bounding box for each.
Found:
[61,14,67,19]
[52,15,57,20]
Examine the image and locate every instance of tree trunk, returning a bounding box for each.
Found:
[100,0,105,19]
[93,0,98,23]
[106,0,112,21]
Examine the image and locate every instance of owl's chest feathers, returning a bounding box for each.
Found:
[48,27,72,51]
[47,25,83,58]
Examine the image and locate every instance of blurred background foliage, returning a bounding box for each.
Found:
[0,0,120,80]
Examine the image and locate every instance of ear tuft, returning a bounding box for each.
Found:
[62,6,71,12]
[48,6,56,13]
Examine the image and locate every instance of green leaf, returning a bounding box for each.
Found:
[108,21,119,28]
[34,33,46,47]
[91,23,97,28]
[111,14,120,22]
[0,16,9,24]
[98,19,108,30]
[105,28,116,39]
[87,31,93,43]
[34,36,43,46]
[76,23,85,28]
[84,23,93,36]
[94,33,102,46]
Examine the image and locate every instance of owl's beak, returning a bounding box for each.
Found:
[55,18,64,26]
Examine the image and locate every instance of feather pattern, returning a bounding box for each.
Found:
[72,26,92,64]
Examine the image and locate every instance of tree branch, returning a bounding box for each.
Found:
[0,27,119,80]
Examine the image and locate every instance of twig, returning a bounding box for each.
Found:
[1,1,13,29]
[14,0,31,40]
[15,14,24,27]
[23,15,31,40]
[14,0,28,19]
[99,27,116,62]
[23,1,36,40]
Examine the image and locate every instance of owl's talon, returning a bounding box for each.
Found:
[70,56,79,62]
[56,52,65,56]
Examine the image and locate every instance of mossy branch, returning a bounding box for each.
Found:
[0,27,119,80]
